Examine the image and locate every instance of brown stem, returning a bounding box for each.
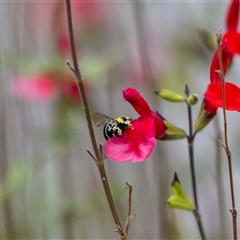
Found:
[214,117,227,239]
[216,32,237,240]
[64,1,126,239]
[124,182,135,235]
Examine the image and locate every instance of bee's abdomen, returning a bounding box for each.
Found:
[103,120,120,140]
[103,117,132,140]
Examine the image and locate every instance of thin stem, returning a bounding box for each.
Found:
[193,210,206,240]
[124,182,135,235]
[64,1,126,239]
[65,1,99,160]
[214,116,227,239]
[186,103,198,209]
[216,32,237,240]
[186,101,206,240]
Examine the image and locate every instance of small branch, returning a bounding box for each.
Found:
[86,148,97,162]
[218,139,227,152]
[125,182,135,235]
[216,31,237,240]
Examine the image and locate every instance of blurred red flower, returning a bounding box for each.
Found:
[105,88,167,162]
[12,75,57,101]
[72,1,106,28]
[12,74,80,103]
[57,32,71,57]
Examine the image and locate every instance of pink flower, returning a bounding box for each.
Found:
[12,75,57,101]
[105,88,167,162]
[12,74,80,103]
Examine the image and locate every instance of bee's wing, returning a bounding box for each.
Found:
[92,112,113,127]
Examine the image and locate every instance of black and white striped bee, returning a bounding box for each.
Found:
[92,113,133,140]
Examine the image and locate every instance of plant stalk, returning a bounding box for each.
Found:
[216,32,237,240]
[186,101,206,240]
[64,1,126,238]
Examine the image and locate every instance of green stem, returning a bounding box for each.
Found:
[186,101,206,240]
[64,1,126,239]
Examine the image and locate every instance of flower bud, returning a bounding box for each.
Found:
[160,119,186,140]
[155,89,185,103]
[156,112,186,140]
[197,28,217,52]
[166,172,195,211]
[194,99,217,132]
[187,94,198,105]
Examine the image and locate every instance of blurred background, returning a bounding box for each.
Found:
[0,1,239,239]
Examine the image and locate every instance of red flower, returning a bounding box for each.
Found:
[204,37,233,117]
[222,0,240,56]
[223,31,240,55]
[201,41,231,120]
[204,82,240,111]
[210,40,233,83]
[226,0,239,31]
[203,0,240,113]
[105,88,167,162]
[122,88,167,139]
[203,99,218,116]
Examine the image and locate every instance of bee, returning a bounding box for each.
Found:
[92,112,133,140]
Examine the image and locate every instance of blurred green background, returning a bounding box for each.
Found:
[0,1,239,239]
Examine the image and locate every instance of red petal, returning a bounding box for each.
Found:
[204,99,218,117]
[210,41,232,83]
[226,0,239,31]
[204,82,240,111]
[151,112,167,138]
[223,31,240,55]
[123,88,152,117]
[105,118,156,162]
